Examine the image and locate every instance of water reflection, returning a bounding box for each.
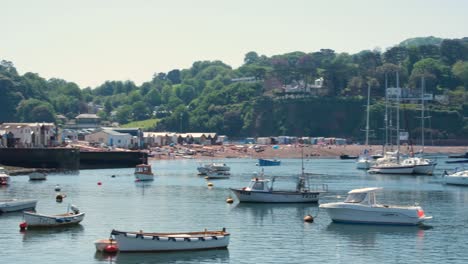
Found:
[22,224,84,242]
[326,223,429,247]
[94,249,229,264]
[233,203,318,221]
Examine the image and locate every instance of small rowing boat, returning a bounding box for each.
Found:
[110,228,230,252]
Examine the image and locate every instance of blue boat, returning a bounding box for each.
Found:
[258,159,281,166]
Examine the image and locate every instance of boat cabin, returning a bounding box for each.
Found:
[244,178,272,192]
[344,187,382,206]
[135,164,153,175]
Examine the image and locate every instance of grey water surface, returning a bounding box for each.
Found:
[1,156,467,264]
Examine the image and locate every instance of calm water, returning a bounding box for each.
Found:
[1,156,468,264]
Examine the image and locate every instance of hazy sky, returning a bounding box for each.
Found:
[2,0,467,88]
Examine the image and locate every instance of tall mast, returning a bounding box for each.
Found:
[396,71,400,163]
[384,73,388,152]
[365,82,371,146]
[421,76,425,153]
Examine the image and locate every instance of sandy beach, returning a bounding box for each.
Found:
[154,144,468,160]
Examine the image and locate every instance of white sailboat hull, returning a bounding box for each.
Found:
[230,189,321,203]
[356,159,372,169]
[445,170,468,185]
[0,199,37,213]
[23,211,85,227]
[320,204,431,225]
[112,230,230,252]
[413,163,436,175]
[368,165,414,174]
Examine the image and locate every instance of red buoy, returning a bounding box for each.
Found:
[104,244,119,254]
[97,182,102,186]
[19,222,28,231]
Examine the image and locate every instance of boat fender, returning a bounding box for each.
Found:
[19,222,28,231]
[104,244,119,254]
[304,214,314,223]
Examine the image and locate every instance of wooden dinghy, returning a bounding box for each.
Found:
[110,228,230,252]
[23,205,85,228]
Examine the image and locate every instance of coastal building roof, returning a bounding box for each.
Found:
[76,114,100,119]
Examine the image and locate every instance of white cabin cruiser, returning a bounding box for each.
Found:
[320,187,432,225]
[230,176,327,203]
[444,169,468,186]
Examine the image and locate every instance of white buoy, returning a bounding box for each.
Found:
[54,185,61,192]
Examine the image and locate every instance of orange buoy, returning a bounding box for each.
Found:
[104,244,119,254]
[19,221,28,231]
[304,214,314,223]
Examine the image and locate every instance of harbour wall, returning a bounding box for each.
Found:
[0,148,80,170]
[0,148,148,170]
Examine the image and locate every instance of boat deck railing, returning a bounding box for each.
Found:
[308,184,328,192]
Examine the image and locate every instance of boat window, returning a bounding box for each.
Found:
[252,182,264,190]
[344,193,367,203]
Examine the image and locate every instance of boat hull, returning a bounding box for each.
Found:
[413,163,436,175]
[135,173,154,181]
[112,230,230,252]
[356,159,372,169]
[320,205,429,225]
[368,165,414,174]
[0,199,37,213]
[23,211,85,227]
[258,159,281,166]
[230,189,321,203]
[29,172,47,180]
[445,171,468,185]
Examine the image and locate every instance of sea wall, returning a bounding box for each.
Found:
[0,148,80,170]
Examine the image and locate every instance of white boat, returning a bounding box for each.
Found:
[0,199,37,213]
[320,187,432,225]
[401,157,436,175]
[444,169,468,186]
[0,167,11,185]
[356,83,374,170]
[204,170,230,179]
[23,205,85,227]
[110,228,230,252]
[368,163,415,174]
[368,152,415,174]
[197,163,230,175]
[29,172,47,181]
[135,164,154,181]
[356,156,373,169]
[230,175,327,203]
[94,238,117,252]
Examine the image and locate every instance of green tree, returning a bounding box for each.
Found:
[452,61,468,87]
[115,105,132,124]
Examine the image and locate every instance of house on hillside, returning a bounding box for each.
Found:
[65,114,101,129]
[0,123,57,148]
